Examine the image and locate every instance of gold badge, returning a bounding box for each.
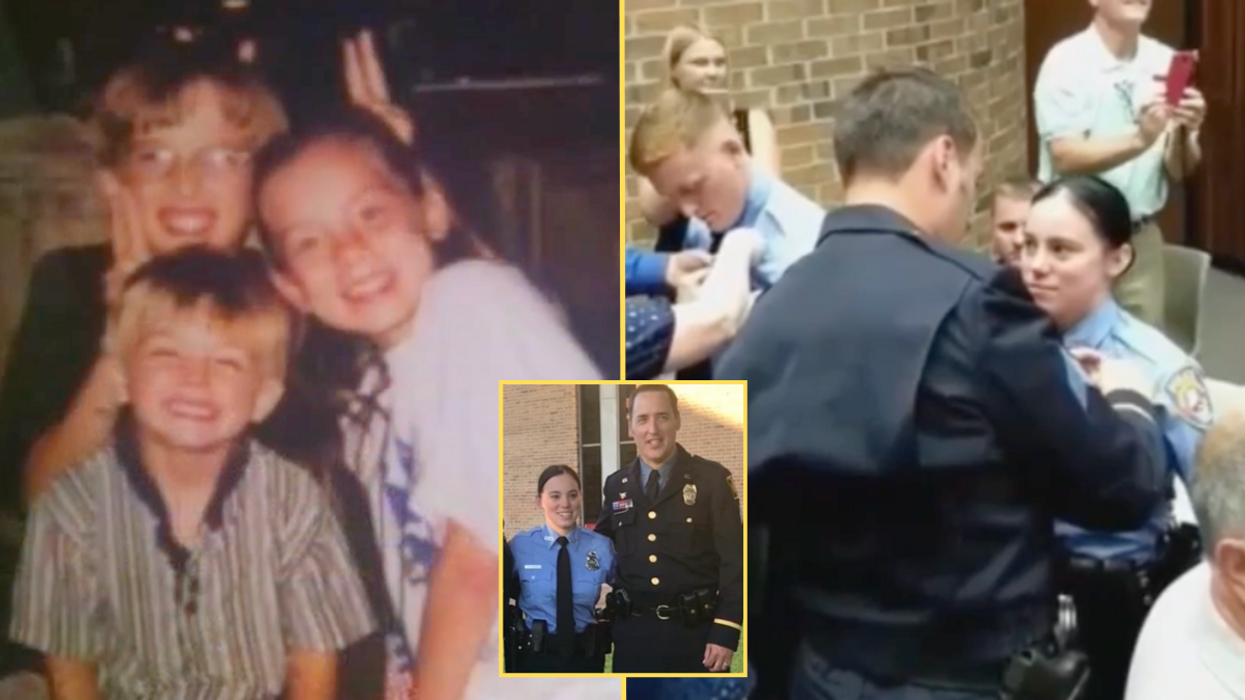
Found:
[1164,366,1213,430]
[726,474,739,500]
[683,484,697,506]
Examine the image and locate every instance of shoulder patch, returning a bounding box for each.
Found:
[1164,366,1213,430]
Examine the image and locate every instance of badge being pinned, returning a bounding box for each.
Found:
[1165,366,1213,430]
[683,483,697,506]
[586,551,600,571]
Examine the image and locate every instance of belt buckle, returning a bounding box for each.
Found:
[655,604,672,620]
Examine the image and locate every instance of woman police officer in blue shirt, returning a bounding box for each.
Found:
[1019,175,1213,700]
[510,465,615,672]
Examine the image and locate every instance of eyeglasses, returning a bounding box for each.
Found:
[125,146,253,183]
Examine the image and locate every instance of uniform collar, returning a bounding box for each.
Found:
[1064,298,1121,350]
[817,204,925,245]
[542,524,579,548]
[1081,23,1140,70]
[639,450,679,482]
[724,165,773,232]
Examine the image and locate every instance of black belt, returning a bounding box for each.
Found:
[1065,555,1154,576]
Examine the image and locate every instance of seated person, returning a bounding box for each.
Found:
[989,176,1038,265]
[8,248,375,699]
[629,88,822,291]
[627,231,760,379]
[1126,412,1245,700]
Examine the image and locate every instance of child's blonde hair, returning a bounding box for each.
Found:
[106,247,295,381]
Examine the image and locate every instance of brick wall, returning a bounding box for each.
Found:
[501,385,582,534]
[502,383,745,534]
[623,0,1030,251]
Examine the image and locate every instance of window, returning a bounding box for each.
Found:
[577,385,602,523]
[617,384,635,469]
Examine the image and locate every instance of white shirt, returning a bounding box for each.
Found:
[1126,562,1245,700]
[344,260,615,700]
[1034,25,1175,218]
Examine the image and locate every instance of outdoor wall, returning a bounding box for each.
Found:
[623,0,1030,250]
[502,384,745,534]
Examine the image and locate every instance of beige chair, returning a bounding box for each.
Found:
[1162,244,1211,358]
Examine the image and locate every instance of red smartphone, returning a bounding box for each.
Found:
[1165,50,1198,105]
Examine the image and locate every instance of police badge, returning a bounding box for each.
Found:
[586,551,600,571]
[683,484,697,505]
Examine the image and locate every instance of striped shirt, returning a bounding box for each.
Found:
[9,432,377,700]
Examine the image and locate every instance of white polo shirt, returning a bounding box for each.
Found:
[1034,25,1175,219]
[1126,562,1245,700]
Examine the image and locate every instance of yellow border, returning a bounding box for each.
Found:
[497,380,749,682]
[618,0,627,382]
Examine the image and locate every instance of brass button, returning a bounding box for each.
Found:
[648,511,657,519]
[648,534,657,542]
[651,577,660,586]
[649,555,657,563]
[686,517,693,523]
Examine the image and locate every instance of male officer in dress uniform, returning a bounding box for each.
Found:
[716,66,1170,700]
[595,384,744,673]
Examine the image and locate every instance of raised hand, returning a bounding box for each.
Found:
[343,29,416,146]
[99,171,150,307]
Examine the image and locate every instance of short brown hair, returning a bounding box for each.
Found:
[91,43,288,168]
[627,384,680,419]
[106,247,295,381]
[994,175,1041,204]
[832,66,977,182]
[628,88,731,177]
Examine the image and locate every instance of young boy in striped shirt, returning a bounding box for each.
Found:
[9,248,376,700]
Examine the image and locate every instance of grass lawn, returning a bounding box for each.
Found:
[603,647,745,674]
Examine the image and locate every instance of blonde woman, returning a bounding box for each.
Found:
[637,24,780,251]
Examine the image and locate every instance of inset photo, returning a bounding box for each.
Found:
[500,381,747,677]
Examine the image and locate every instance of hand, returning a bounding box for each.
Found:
[1136,100,1172,145]
[1172,87,1207,132]
[1072,348,1156,398]
[664,250,713,289]
[703,643,734,672]
[99,172,149,308]
[343,29,416,145]
[720,227,765,266]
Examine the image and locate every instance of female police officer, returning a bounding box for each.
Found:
[510,465,615,672]
[1020,174,1212,700]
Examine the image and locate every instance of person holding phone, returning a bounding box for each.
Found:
[1033,0,1206,336]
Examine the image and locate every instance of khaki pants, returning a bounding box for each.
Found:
[1114,220,1166,332]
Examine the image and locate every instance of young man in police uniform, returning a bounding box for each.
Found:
[594,384,744,673]
[717,65,1170,700]
[630,88,823,294]
[1033,0,1207,332]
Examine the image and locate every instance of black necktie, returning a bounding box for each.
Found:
[556,536,575,656]
[646,470,661,503]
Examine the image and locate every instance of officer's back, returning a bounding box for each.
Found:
[716,66,1169,700]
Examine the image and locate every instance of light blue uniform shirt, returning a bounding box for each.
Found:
[511,524,615,633]
[1056,299,1213,562]
[683,166,824,289]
